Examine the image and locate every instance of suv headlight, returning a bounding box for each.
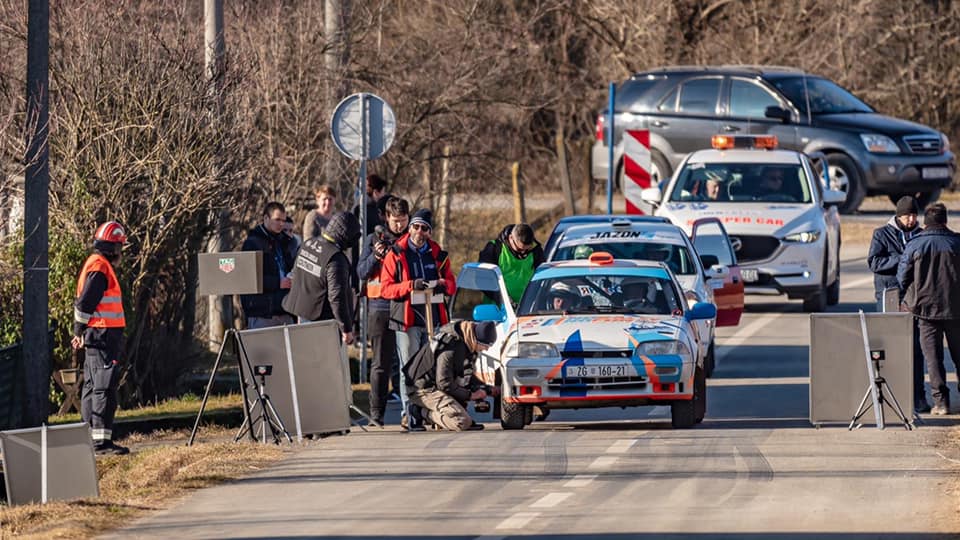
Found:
[506,341,561,359]
[860,134,899,153]
[783,230,821,243]
[637,340,692,362]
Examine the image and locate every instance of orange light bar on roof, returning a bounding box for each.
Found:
[711,134,779,150]
[588,251,615,265]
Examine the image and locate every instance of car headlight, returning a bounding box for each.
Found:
[860,134,899,153]
[636,340,691,361]
[506,341,561,359]
[783,230,821,243]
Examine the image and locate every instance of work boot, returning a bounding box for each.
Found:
[932,399,949,416]
[94,441,130,456]
[404,404,426,432]
[466,421,485,431]
[915,400,932,414]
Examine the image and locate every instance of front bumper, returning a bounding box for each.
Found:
[502,356,694,409]
[861,150,956,193]
[739,239,826,299]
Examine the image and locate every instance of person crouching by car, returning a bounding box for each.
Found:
[403,320,498,432]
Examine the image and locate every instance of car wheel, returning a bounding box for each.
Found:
[618,149,671,194]
[887,189,941,209]
[827,153,865,214]
[500,400,528,430]
[694,366,706,424]
[803,257,829,312]
[671,397,697,429]
[827,264,840,306]
[704,341,716,378]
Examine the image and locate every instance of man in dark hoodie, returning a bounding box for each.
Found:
[898,203,960,416]
[241,202,297,329]
[868,195,928,412]
[478,223,544,306]
[283,212,361,345]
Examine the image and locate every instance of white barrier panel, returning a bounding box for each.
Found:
[0,422,98,506]
[623,129,652,215]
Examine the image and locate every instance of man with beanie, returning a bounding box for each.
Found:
[404,320,499,432]
[357,196,410,424]
[479,223,544,306]
[241,202,297,329]
[73,221,130,455]
[868,195,928,412]
[379,208,457,418]
[283,212,362,345]
[898,203,960,415]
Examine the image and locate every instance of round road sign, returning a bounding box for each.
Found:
[330,93,396,161]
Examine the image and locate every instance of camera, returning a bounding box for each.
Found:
[254,364,273,376]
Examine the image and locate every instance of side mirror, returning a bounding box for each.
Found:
[473,303,505,323]
[764,106,791,123]
[685,301,718,321]
[700,254,720,269]
[706,264,729,279]
[823,189,846,206]
[641,187,663,206]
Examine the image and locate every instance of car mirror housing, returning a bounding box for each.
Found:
[473,303,505,323]
[700,254,720,269]
[823,189,846,206]
[641,187,662,206]
[685,302,718,321]
[765,106,791,123]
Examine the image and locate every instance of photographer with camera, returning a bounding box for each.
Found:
[404,320,499,432]
[357,196,410,424]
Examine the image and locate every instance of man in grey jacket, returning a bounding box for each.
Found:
[898,203,960,415]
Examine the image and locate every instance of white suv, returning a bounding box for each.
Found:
[642,135,844,312]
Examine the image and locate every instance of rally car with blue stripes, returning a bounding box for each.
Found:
[451,253,716,430]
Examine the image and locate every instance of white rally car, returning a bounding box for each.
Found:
[450,254,717,430]
[642,135,844,312]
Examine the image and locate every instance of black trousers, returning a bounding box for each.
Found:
[368,309,396,417]
[917,317,960,405]
[80,346,121,443]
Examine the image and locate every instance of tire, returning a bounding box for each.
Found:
[618,149,672,194]
[694,366,707,424]
[523,404,534,426]
[827,153,865,214]
[887,189,941,209]
[827,265,840,306]
[704,341,716,378]
[500,400,527,430]
[804,256,830,312]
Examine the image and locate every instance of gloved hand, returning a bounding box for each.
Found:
[412,278,427,291]
[435,282,446,294]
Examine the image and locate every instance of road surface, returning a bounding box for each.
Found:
[108,242,960,539]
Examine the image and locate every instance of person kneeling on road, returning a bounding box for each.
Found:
[404,321,499,432]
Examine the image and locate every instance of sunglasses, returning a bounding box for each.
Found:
[411,223,431,232]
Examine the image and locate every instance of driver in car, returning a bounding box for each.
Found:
[756,167,785,198]
[547,281,579,312]
[621,278,657,312]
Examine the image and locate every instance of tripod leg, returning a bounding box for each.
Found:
[849,385,875,430]
[189,333,230,446]
[263,395,293,443]
[234,331,261,442]
[880,380,915,430]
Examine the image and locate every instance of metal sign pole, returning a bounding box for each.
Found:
[358,93,369,384]
[606,82,615,215]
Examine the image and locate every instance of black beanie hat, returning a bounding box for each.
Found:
[474,321,497,345]
[895,196,919,217]
[324,211,361,249]
[410,208,433,230]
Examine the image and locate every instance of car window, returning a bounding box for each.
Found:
[771,76,873,115]
[615,77,662,110]
[518,274,682,316]
[729,79,781,118]
[553,240,697,275]
[692,222,735,267]
[657,86,679,112]
[670,162,812,203]
[677,78,721,115]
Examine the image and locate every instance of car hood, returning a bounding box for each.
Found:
[662,202,821,237]
[813,112,939,137]
[516,314,684,351]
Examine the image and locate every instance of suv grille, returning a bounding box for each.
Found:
[903,135,942,155]
[731,235,780,263]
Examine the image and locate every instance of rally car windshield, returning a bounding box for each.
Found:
[518,274,683,317]
[669,162,812,204]
[553,241,697,276]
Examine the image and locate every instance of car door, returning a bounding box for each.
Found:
[690,218,744,326]
[650,76,723,162]
[721,77,798,149]
[450,263,517,386]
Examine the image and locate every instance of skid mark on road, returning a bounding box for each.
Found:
[542,433,568,477]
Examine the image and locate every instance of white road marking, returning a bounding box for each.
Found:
[589,456,619,469]
[530,492,573,508]
[563,474,597,488]
[606,439,637,454]
[709,376,809,386]
[496,512,540,530]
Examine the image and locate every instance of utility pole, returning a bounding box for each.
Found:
[324,0,351,195]
[23,0,50,427]
[205,0,231,350]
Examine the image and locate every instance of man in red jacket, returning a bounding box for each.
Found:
[379,209,457,423]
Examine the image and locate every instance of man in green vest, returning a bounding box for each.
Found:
[478,223,544,306]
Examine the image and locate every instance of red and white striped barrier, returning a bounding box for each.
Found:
[623,129,652,214]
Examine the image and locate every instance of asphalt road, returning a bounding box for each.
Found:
[109,243,960,540]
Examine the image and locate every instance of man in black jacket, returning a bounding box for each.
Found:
[868,196,928,412]
[898,203,960,415]
[241,202,297,328]
[283,212,361,345]
[478,223,544,306]
[405,321,498,432]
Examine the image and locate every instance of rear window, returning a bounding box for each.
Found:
[615,77,663,110]
[670,162,812,204]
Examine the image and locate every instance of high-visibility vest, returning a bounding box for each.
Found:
[75,253,126,328]
[367,278,383,299]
